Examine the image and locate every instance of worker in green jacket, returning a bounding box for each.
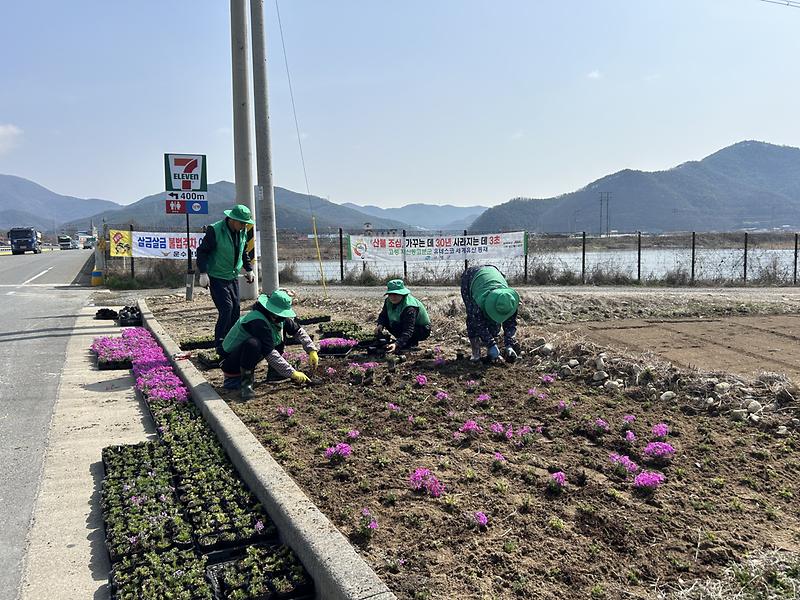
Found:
[460,265,520,363]
[220,290,318,400]
[375,279,431,354]
[196,204,256,354]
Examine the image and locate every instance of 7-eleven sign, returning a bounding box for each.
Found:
[164,153,208,192]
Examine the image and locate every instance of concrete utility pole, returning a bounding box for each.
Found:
[250,0,280,295]
[230,0,259,300]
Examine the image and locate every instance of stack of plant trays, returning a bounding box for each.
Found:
[98,328,315,600]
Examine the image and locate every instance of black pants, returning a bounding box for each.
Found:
[388,322,431,348]
[221,338,285,374]
[209,276,240,353]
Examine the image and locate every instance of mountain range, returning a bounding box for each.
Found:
[5,140,800,235]
[471,141,800,233]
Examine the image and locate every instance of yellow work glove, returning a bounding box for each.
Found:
[308,350,319,370]
[290,371,311,384]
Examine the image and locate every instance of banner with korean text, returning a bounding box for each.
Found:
[109,230,206,259]
[347,232,526,262]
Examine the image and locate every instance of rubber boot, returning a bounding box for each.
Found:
[240,369,255,400]
[469,338,482,362]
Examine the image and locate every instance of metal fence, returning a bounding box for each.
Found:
[100,224,800,287]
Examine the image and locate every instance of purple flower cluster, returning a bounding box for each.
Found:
[609,453,639,474]
[548,471,567,492]
[475,393,491,405]
[493,452,506,463]
[474,511,489,527]
[527,387,549,401]
[557,400,572,416]
[643,442,675,460]
[633,470,665,490]
[408,468,444,498]
[318,337,358,349]
[651,422,670,438]
[124,330,191,408]
[540,373,557,385]
[276,405,295,418]
[359,507,378,533]
[324,442,352,461]
[625,430,637,443]
[347,429,360,439]
[434,391,449,402]
[415,374,428,387]
[458,420,482,437]
[594,418,610,432]
[93,327,163,365]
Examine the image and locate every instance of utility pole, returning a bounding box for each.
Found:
[230,0,258,300]
[599,192,611,237]
[250,0,279,295]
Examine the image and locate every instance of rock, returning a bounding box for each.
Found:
[560,366,573,377]
[568,359,579,368]
[747,400,763,414]
[777,426,790,436]
[595,357,606,370]
[749,414,761,423]
[539,343,554,356]
[730,409,748,422]
[714,382,731,394]
[604,380,622,393]
[660,391,677,402]
[593,370,609,382]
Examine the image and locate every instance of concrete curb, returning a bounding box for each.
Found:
[138,299,396,600]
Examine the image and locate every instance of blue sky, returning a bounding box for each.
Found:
[1,0,799,207]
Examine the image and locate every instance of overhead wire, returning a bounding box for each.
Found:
[760,0,800,8]
[274,0,328,296]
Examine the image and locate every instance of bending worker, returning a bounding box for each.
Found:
[375,279,431,354]
[220,290,318,400]
[196,204,256,354]
[460,265,520,363]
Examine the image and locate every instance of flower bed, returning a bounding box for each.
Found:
[317,337,358,356]
[110,547,212,600]
[92,327,162,370]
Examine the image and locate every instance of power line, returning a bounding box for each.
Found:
[760,0,800,8]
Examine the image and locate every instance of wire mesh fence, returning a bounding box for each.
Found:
[100,225,800,287]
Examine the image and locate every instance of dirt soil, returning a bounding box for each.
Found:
[148,290,800,599]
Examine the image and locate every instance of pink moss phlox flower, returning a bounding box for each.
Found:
[407,415,415,424]
[625,430,637,443]
[465,380,478,390]
[318,337,358,349]
[609,453,639,473]
[326,367,336,376]
[623,414,636,424]
[347,429,360,439]
[324,442,352,460]
[408,468,444,497]
[595,418,610,431]
[551,471,566,487]
[459,420,482,436]
[277,405,295,418]
[387,402,400,412]
[504,426,514,440]
[415,374,428,387]
[516,425,533,437]
[557,400,571,414]
[476,393,491,405]
[540,373,556,384]
[474,511,489,527]
[652,423,670,438]
[435,391,449,401]
[490,422,505,435]
[493,452,506,462]
[254,520,265,533]
[643,441,675,459]
[633,470,665,489]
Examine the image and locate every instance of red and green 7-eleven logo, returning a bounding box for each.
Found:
[164,153,208,192]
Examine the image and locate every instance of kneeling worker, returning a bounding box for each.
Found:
[375,279,431,354]
[220,290,319,400]
[460,265,520,363]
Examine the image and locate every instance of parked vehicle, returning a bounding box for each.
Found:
[82,236,97,249]
[8,227,42,254]
[58,235,78,250]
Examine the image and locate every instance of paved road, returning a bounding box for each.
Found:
[0,250,94,600]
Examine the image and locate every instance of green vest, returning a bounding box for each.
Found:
[206,219,246,281]
[222,310,283,353]
[470,267,509,311]
[385,294,430,327]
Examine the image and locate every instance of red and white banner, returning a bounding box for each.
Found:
[347,232,526,262]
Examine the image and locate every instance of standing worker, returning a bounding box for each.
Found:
[220,290,318,399]
[375,279,431,354]
[460,265,520,363]
[196,204,256,354]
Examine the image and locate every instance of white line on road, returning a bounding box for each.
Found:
[21,267,53,286]
[6,291,15,296]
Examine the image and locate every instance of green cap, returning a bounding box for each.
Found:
[258,290,296,318]
[484,288,519,324]
[384,279,411,296]
[224,204,256,225]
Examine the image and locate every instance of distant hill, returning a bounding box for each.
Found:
[471,141,800,233]
[63,181,411,233]
[0,174,120,232]
[341,202,488,231]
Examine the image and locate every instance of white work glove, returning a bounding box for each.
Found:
[245,271,254,284]
[198,273,209,288]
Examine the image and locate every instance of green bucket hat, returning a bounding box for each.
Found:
[384,279,411,296]
[484,288,520,324]
[258,290,296,319]
[224,204,256,225]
